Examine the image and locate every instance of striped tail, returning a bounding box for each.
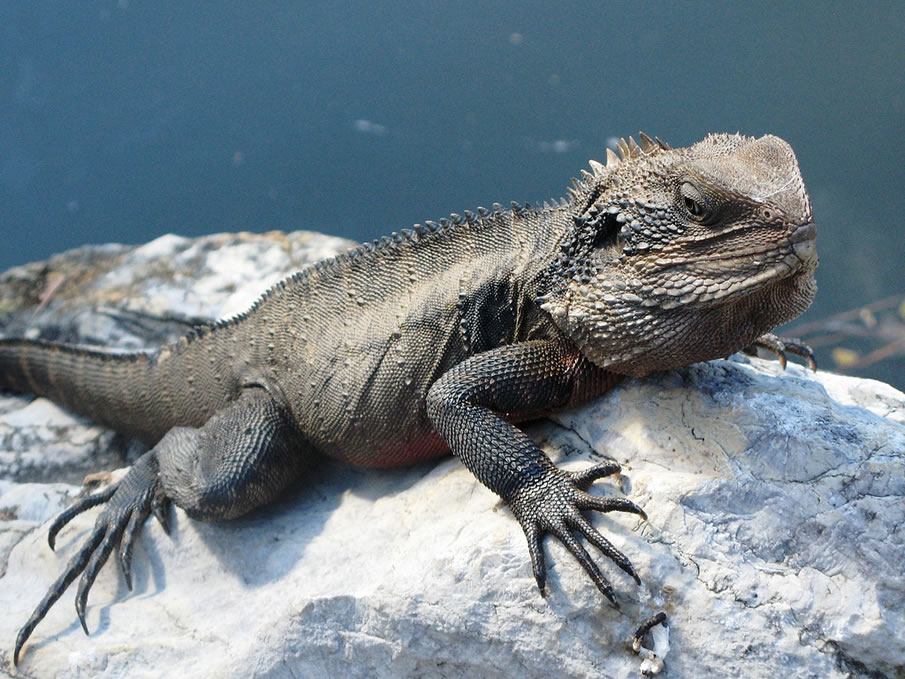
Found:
[0,338,173,443]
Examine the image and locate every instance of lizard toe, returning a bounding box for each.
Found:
[522,522,547,594]
[75,519,127,634]
[552,520,618,605]
[745,333,817,371]
[151,492,171,535]
[47,484,117,551]
[567,510,641,585]
[118,504,150,591]
[568,461,621,490]
[577,493,647,521]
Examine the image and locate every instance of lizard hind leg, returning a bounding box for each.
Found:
[14,388,314,666]
[154,387,314,522]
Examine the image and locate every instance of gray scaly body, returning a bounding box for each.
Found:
[0,133,818,664]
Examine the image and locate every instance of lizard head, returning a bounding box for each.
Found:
[538,133,818,376]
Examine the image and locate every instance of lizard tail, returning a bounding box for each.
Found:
[0,338,172,442]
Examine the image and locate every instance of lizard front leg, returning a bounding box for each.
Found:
[425,339,645,603]
[14,388,315,665]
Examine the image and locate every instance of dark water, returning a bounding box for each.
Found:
[1,2,903,386]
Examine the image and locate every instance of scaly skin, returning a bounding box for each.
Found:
[0,132,818,665]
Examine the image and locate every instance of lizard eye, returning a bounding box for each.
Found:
[679,181,712,222]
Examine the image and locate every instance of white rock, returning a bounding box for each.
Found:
[1,232,903,678]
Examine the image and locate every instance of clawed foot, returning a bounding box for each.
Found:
[507,461,646,606]
[745,333,816,371]
[14,452,169,666]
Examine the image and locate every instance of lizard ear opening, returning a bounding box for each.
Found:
[591,211,621,251]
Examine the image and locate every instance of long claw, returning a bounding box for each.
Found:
[578,493,647,521]
[569,512,640,584]
[75,520,126,634]
[569,461,621,490]
[779,337,818,371]
[14,523,105,664]
[555,523,617,605]
[524,524,546,594]
[48,485,118,550]
[745,333,817,371]
[119,508,147,591]
[152,493,171,535]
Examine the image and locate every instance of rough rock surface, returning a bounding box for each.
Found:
[0,232,903,679]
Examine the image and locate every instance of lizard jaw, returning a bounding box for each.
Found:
[790,221,818,271]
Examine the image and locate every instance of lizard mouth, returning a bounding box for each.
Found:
[790,221,817,269]
[653,220,817,274]
[639,220,818,309]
